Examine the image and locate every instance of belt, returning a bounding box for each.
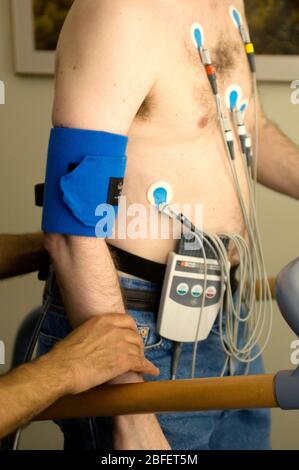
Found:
[122,288,161,313]
[109,245,166,286]
[109,245,239,313]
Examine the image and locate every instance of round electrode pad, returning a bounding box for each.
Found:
[147,182,173,208]
[239,99,249,115]
[225,85,243,112]
[190,23,205,49]
[229,5,243,30]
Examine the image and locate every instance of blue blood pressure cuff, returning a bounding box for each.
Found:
[42,127,128,237]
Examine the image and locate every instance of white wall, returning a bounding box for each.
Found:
[0,0,61,449]
[0,0,299,450]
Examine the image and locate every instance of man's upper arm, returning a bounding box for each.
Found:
[52,0,160,134]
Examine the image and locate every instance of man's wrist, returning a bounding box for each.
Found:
[39,349,76,396]
[113,413,171,450]
[29,352,73,398]
[109,371,144,386]
[0,355,70,436]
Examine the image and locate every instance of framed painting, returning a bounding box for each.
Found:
[11,0,299,81]
[246,0,299,81]
[11,0,73,75]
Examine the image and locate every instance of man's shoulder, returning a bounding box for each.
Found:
[77,0,161,28]
[68,0,167,51]
[95,0,166,15]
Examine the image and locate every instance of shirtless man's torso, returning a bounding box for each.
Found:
[43,0,299,450]
[54,0,253,264]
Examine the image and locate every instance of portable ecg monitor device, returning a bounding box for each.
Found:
[157,252,225,343]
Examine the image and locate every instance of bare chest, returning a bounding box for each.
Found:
[134,1,253,139]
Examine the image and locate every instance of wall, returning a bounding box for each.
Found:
[0,0,299,450]
[0,0,61,449]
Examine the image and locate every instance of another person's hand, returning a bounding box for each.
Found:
[47,314,159,395]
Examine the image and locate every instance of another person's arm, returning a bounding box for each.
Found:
[0,314,159,439]
[44,0,170,450]
[0,233,46,280]
[257,102,299,200]
[239,0,299,200]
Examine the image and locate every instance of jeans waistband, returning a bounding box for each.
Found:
[45,266,162,312]
[109,245,239,294]
[45,264,239,316]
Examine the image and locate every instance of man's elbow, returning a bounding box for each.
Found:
[43,232,106,261]
[43,232,71,259]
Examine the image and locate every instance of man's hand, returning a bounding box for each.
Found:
[0,314,159,439]
[49,314,159,395]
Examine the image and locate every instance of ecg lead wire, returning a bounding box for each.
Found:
[190,20,273,365]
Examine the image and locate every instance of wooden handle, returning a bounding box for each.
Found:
[35,374,277,421]
[33,275,277,422]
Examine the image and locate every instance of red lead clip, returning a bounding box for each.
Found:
[205,64,218,95]
[206,65,216,76]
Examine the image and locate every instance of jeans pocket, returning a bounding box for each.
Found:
[128,310,163,350]
[38,331,61,356]
[38,300,72,357]
[128,309,169,352]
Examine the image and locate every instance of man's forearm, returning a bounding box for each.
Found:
[258,118,299,199]
[45,233,170,449]
[44,234,126,326]
[0,354,69,439]
[0,233,47,280]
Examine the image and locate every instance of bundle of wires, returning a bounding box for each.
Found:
[159,205,272,378]
[159,10,274,378]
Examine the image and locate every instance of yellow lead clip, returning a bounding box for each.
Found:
[245,43,255,54]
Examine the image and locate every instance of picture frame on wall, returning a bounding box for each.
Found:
[10,0,72,75]
[245,0,299,81]
[11,0,299,81]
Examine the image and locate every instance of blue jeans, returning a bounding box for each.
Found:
[38,271,271,450]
